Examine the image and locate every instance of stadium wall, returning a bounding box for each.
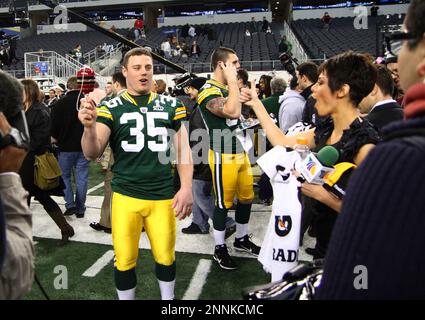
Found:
[292,3,409,20]
[158,12,272,27]
[36,19,134,34]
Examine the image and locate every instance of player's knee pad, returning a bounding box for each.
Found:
[114,267,136,290]
[155,262,176,282]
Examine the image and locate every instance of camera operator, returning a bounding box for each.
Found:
[0,70,34,299]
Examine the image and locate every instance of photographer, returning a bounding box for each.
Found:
[0,70,34,299]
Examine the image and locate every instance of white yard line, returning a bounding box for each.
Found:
[87,182,104,195]
[82,250,115,277]
[182,259,212,300]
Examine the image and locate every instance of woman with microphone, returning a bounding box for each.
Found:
[241,51,381,259]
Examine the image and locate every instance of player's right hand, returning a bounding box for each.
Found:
[219,61,237,83]
[78,96,97,128]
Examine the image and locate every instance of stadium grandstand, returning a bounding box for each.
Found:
[0,0,416,304]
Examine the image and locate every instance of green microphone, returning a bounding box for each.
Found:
[317,146,340,167]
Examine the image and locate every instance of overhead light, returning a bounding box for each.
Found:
[275,7,278,10]
[276,1,280,4]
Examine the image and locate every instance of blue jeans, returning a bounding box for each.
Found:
[58,152,90,213]
[192,179,235,233]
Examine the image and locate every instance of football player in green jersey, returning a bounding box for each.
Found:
[79,48,193,300]
[197,47,260,271]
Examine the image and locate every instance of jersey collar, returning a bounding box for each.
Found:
[208,79,227,90]
[121,90,156,106]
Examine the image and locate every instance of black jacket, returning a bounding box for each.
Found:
[19,103,51,194]
[365,101,404,131]
[301,85,329,127]
[51,90,84,152]
[189,106,211,181]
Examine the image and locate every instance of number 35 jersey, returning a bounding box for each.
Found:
[96,91,186,200]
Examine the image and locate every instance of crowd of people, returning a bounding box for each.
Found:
[1,0,425,300]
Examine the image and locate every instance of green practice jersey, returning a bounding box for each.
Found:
[197,79,243,154]
[96,90,186,200]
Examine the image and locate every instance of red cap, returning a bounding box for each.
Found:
[76,67,96,94]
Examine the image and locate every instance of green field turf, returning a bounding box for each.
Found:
[26,238,270,300]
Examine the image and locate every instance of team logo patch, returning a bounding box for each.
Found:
[140,107,148,114]
[275,215,292,237]
[306,156,317,175]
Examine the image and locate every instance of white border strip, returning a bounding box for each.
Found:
[182,259,212,300]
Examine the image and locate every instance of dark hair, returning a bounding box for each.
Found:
[290,76,299,90]
[67,76,78,90]
[259,74,272,97]
[405,0,425,49]
[319,51,377,106]
[21,79,42,108]
[0,70,24,121]
[211,47,236,71]
[375,65,395,97]
[123,47,152,68]
[112,72,126,88]
[237,68,249,86]
[296,62,319,84]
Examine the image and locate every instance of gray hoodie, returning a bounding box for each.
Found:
[278,90,306,133]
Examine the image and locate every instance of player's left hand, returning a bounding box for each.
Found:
[172,187,193,220]
[300,182,326,202]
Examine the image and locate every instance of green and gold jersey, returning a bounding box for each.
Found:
[96,91,186,200]
[197,79,243,154]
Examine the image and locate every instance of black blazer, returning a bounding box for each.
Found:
[366,101,404,131]
[51,90,85,152]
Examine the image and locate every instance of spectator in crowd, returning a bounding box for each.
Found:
[155,79,167,94]
[8,37,18,65]
[258,77,287,206]
[46,88,58,108]
[237,68,251,119]
[190,40,201,59]
[181,77,236,238]
[88,81,106,105]
[385,54,404,104]
[371,2,380,17]
[100,82,114,104]
[317,0,425,299]
[359,65,404,131]
[297,62,321,127]
[20,79,74,246]
[188,25,196,38]
[134,17,143,32]
[258,74,272,100]
[51,76,90,219]
[70,44,83,64]
[279,35,292,54]
[55,83,65,99]
[161,37,172,59]
[237,68,249,90]
[177,40,189,61]
[249,17,258,34]
[278,76,305,133]
[262,16,270,33]
[241,51,381,259]
[89,72,127,234]
[245,28,251,37]
[321,12,332,30]
[0,71,34,299]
